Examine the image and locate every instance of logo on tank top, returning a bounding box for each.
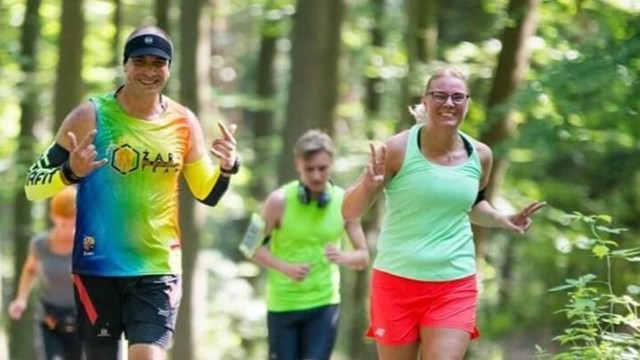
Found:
[82,236,95,256]
[111,144,180,175]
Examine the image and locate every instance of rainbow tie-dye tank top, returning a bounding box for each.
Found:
[73,92,190,276]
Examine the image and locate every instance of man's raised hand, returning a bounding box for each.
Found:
[210,121,238,170]
[67,130,107,178]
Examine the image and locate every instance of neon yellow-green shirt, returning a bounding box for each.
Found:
[266,181,344,312]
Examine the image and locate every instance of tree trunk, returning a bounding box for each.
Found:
[53,0,84,129]
[475,0,539,304]
[341,0,385,358]
[364,0,384,138]
[415,0,437,64]
[249,10,279,199]
[278,0,345,183]
[9,0,42,359]
[172,0,206,359]
[155,0,171,33]
[399,0,437,129]
[111,0,123,86]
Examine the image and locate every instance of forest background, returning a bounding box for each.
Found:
[1,0,639,359]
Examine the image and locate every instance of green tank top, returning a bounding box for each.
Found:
[266,181,345,311]
[374,124,482,281]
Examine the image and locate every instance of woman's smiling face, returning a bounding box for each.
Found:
[423,75,470,128]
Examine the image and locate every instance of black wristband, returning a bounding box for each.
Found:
[220,157,241,175]
[61,161,83,184]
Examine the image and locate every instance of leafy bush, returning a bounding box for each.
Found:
[536,213,640,359]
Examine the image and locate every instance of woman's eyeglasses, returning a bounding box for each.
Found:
[426,91,470,104]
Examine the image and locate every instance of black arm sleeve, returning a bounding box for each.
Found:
[197,176,230,206]
[25,143,71,201]
[30,143,69,170]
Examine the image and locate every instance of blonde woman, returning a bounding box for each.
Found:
[343,67,545,360]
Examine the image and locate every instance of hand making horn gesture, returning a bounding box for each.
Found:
[210,121,238,170]
[363,142,386,190]
[67,130,108,178]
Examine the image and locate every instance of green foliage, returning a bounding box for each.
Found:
[536,213,640,359]
[2,0,640,357]
[510,2,640,241]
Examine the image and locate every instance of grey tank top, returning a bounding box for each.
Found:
[31,233,75,307]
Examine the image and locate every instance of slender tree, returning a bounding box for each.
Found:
[399,0,437,129]
[475,0,540,304]
[364,0,385,137]
[172,0,208,359]
[155,0,171,33]
[9,0,43,358]
[53,0,85,129]
[111,0,123,86]
[278,0,345,183]
[342,0,386,357]
[249,0,283,199]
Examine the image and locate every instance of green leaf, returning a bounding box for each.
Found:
[592,244,609,258]
[550,284,576,292]
[580,274,598,283]
[610,248,640,256]
[596,214,612,223]
[626,285,640,295]
[595,226,627,234]
[574,298,597,310]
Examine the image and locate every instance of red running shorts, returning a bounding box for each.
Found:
[366,269,480,345]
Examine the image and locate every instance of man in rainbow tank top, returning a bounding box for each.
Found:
[251,130,370,360]
[24,26,239,360]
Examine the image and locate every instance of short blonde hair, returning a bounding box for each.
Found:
[50,187,77,219]
[294,130,334,160]
[410,67,469,123]
[424,67,468,94]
